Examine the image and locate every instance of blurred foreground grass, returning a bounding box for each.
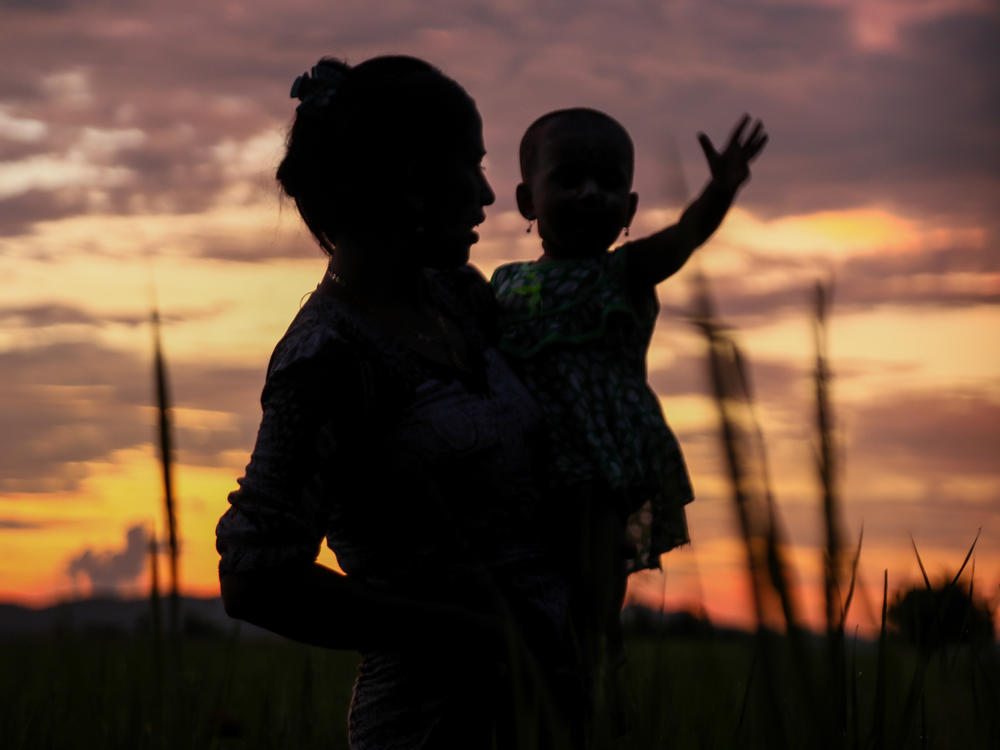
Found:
[1,630,995,749]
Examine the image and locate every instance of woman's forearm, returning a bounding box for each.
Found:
[221,562,503,652]
[222,562,389,649]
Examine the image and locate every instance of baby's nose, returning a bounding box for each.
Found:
[579,177,602,200]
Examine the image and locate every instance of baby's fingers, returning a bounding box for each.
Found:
[727,114,751,150]
[698,132,718,164]
[744,120,764,149]
[745,131,768,161]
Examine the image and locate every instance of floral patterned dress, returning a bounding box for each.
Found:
[490,245,693,571]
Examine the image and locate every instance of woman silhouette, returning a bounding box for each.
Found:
[216,56,576,749]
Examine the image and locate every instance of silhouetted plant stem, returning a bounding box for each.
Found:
[691,273,765,628]
[813,281,845,637]
[148,522,163,735]
[841,526,864,629]
[692,271,813,749]
[868,569,888,750]
[911,534,933,590]
[151,307,180,639]
[812,280,852,745]
[850,627,860,750]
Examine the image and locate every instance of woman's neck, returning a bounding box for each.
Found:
[329,238,424,306]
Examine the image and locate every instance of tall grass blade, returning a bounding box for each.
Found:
[867,569,888,750]
[948,527,981,588]
[811,280,851,747]
[692,271,813,749]
[910,534,932,590]
[813,280,845,636]
[850,626,860,750]
[897,532,986,747]
[149,522,163,644]
[949,556,977,673]
[151,307,180,637]
[148,523,163,738]
[841,524,864,628]
[692,275,765,628]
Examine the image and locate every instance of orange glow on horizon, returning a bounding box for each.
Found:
[1,199,996,641]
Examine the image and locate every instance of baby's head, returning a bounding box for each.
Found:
[517,108,638,259]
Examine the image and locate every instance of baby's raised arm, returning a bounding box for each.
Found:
[627,115,767,287]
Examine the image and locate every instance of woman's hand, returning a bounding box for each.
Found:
[697,114,768,194]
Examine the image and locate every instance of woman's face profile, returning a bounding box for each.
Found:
[408,107,495,269]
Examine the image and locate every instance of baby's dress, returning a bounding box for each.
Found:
[490,244,693,571]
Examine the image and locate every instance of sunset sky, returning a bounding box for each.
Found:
[1,0,997,633]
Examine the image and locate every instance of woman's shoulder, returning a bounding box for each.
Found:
[265,286,359,382]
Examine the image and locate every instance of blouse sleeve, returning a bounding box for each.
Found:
[216,338,349,575]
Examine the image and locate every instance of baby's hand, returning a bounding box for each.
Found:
[698,114,767,193]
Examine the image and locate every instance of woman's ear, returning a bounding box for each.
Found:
[626,191,639,226]
[515,182,535,220]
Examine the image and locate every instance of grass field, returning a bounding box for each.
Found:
[1,629,996,749]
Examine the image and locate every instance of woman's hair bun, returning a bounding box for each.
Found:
[290,58,350,113]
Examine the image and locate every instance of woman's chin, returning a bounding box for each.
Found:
[416,232,475,269]
[424,246,471,270]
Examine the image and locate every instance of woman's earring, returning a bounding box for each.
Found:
[624,224,630,237]
[526,220,533,234]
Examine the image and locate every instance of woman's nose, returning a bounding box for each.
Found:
[479,171,495,206]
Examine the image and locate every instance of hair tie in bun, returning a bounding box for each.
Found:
[290,61,348,113]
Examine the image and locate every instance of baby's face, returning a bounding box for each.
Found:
[526,124,636,259]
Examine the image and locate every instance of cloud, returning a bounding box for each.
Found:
[0,339,262,492]
[0,152,134,201]
[667,240,1000,326]
[0,518,49,530]
[66,523,148,594]
[0,106,47,142]
[0,302,224,328]
[0,0,995,240]
[0,189,91,236]
[846,389,1000,478]
[649,348,807,404]
[0,0,996,502]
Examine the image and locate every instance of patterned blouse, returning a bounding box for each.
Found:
[490,245,694,571]
[216,266,572,749]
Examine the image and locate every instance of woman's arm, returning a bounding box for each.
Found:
[221,562,503,652]
[218,334,505,654]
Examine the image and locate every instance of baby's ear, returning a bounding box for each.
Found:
[515,182,535,220]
